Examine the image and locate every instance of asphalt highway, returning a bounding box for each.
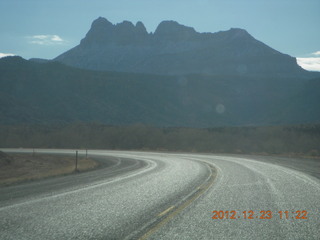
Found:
[0,150,147,206]
[0,150,319,239]
[148,154,320,240]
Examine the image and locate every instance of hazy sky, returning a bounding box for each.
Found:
[1,0,319,70]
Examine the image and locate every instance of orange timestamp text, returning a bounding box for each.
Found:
[211,210,308,220]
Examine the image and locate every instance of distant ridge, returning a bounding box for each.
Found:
[1,56,319,127]
[29,58,50,63]
[54,17,310,77]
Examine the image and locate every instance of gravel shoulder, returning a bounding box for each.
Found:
[0,151,98,186]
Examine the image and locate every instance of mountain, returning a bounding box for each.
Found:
[1,56,319,127]
[54,17,311,78]
[29,58,50,63]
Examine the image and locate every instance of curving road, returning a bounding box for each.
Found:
[148,154,320,240]
[0,150,319,239]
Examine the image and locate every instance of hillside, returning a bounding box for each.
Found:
[54,17,313,78]
[0,56,319,127]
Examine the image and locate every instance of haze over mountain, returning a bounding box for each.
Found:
[1,56,319,127]
[54,17,311,78]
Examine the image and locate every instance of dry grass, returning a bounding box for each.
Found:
[0,153,98,186]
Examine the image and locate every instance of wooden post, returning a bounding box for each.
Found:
[75,150,78,172]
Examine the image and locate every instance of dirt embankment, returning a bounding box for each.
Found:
[0,151,98,186]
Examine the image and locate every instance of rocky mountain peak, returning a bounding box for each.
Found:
[227,28,253,40]
[91,16,113,29]
[154,20,197,41]
[136,21,148,34]
[115,20,135,30]
[80,17,149,46]
[80,17,113,45]
[113,20,148,44]
[56,17,310,78]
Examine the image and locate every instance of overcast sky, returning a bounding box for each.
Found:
[1,0,319,71]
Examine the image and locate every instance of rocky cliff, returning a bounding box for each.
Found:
[54,17,309,77]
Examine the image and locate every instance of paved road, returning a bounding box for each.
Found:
[0,150,147,206]
[148,154,320,240]
[0,150,319,239]
[0,150,210,239]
